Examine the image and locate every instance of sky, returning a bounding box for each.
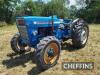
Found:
[39,0,76,5]
[69,0,76,6]
[21,0,51,3]
[22,0,76,5]
[21,0,83,9]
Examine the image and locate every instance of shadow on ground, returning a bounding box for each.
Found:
[2,43,80,75]
[2,51,44,75]
[62,42,80,52]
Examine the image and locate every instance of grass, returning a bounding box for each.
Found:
[0,24,100,75]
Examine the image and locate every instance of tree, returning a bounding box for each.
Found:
[18,0,45,16]
[41,0,68,18]
[68,5,77,19]
[0,0,20,24]
[85,0,100,23]
[76,0,100,23]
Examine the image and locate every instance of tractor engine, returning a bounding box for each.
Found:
[16,16,60,47]
[38,27,53,36]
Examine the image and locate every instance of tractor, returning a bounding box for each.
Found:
[11,16,89,70]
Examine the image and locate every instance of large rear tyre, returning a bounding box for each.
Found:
[72,19,89,49]
[10,33,31,54]
[35,36,61,71]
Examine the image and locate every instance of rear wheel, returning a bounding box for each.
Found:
[35,36,61,71]
[11,33,31,54]
[72,19,89,48]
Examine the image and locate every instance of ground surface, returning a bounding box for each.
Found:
[0,24,100,75]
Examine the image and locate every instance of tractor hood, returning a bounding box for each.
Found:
[16,16,60,27]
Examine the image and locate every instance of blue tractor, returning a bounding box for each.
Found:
[11,16,89,70]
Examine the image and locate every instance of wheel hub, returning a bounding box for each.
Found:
[47,48,55,57]
[44,42,59,64]
[17,39,29,51]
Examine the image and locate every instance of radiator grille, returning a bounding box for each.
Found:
[17,26,29,41]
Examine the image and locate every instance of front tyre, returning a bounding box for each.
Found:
[10,33,31,54]
[72,19,89,48]
[35,36,61,71]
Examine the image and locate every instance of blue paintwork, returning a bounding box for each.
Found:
[16,16,72,47]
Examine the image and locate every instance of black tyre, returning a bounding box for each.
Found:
[11,33,31,54]
[35,36,61,71]
[72,19,89,48]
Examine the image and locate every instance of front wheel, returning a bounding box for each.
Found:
[35,36,61,71]
[10,33,31,54]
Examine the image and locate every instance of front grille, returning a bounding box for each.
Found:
[17,26,29,41]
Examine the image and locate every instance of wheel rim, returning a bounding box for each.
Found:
[17,40,29,51]
[80,27,88,44]
[44,42,59,64]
